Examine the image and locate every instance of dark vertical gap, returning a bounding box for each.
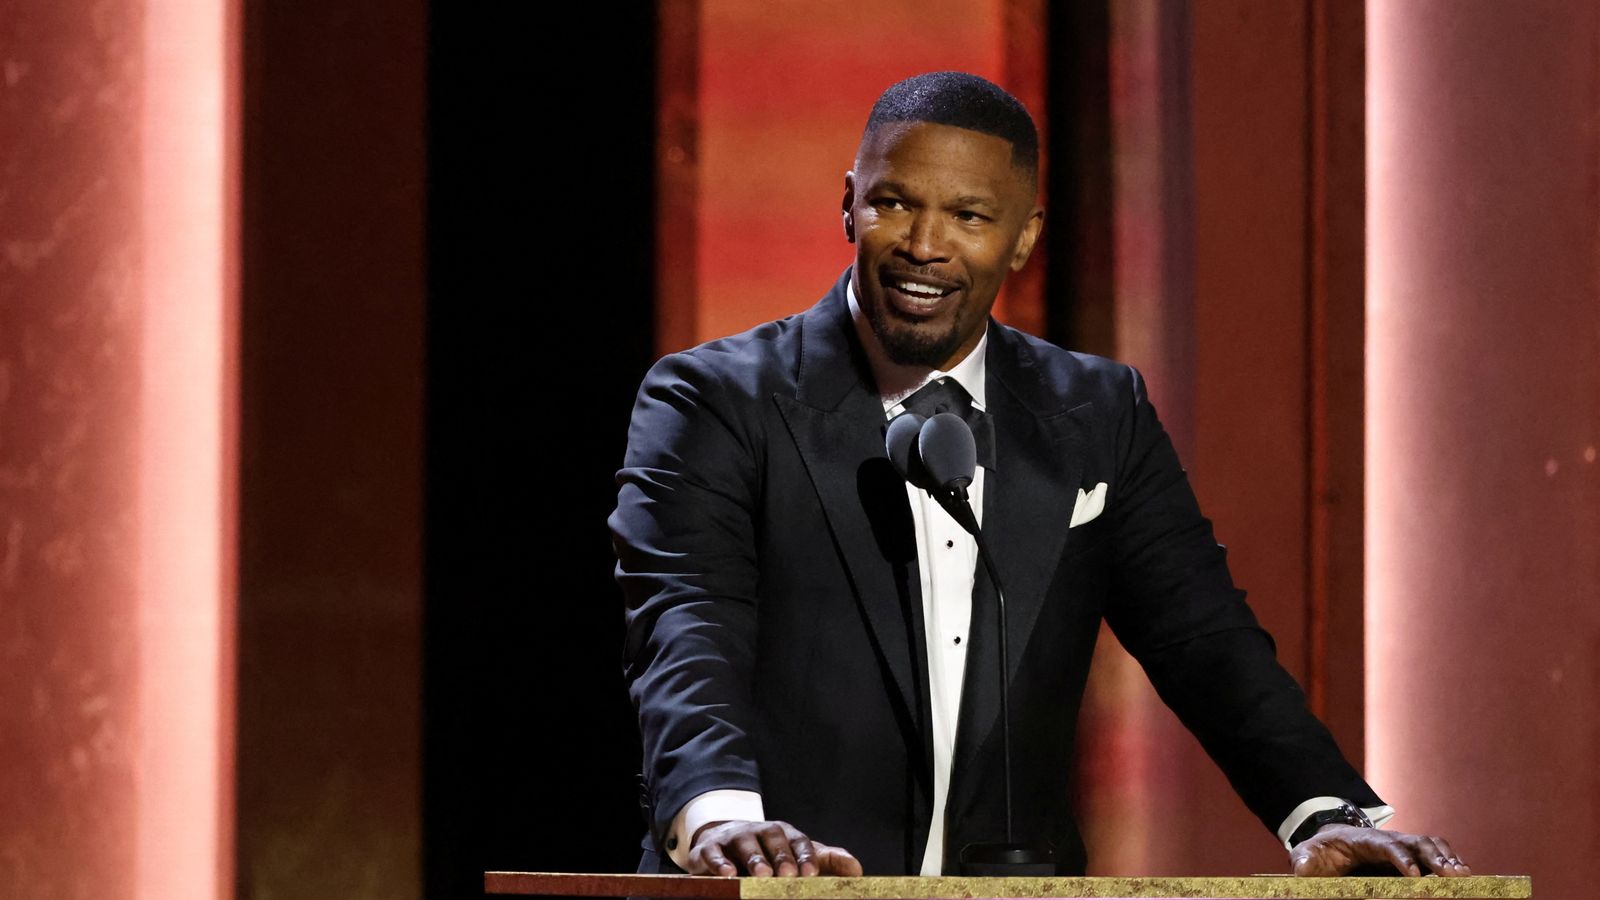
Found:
[234,5,264,893]
[1044,0,1115,357]
[425,7,658,897]
[237,1,428,895]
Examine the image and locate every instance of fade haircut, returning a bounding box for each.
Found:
[861,71,1039,179]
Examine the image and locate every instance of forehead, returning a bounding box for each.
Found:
[855,121,1032,198]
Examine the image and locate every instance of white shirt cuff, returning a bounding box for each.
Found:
[667,789,766,870]
[1277,796,1396,849]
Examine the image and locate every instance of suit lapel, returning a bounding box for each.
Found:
[773,271,926,737]
[982,324,1093,686]
[948,321,1094,826]
[772,277,1098,833]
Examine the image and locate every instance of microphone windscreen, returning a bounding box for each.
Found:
[885,412,929,487]
[919,412,977,492]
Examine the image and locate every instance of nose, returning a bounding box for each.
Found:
[899,210,949,264]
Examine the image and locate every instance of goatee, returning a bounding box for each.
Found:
[863,301,967,368]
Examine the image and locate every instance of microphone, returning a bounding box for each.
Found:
[918,413,978,495]
[885,411,1056,876]
[915,412,980,536]
[885,412,932,492]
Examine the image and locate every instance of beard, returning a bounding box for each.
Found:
[862,295,969,368]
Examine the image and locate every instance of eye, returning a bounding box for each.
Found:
[871,197,907,211]
[955,210,989,223]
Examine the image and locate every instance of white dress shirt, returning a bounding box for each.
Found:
[664,279,1392,871]
[849,285,990,877]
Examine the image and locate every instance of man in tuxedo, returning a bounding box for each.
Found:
[611,72,1470,879]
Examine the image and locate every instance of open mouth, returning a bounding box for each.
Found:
[880,272,960,317]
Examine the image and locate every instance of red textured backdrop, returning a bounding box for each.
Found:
[657,0,1046,355]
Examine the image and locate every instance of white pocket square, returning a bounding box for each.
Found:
[1069,481,1108,528]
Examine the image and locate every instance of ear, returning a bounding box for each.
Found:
[1009,205,1046,271]
[842,170,857,243]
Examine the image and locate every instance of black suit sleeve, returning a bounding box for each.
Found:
[1100,365,1382,835]
[609,350,765,849]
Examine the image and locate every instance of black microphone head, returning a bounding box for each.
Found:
[919,412,977,494]
[885,411,932,490]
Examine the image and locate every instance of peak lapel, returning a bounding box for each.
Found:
[949,322,1094,821]
[772,270,924,732]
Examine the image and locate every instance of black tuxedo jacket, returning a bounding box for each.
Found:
[611,268,1380,875]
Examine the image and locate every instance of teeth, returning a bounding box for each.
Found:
[896,281,944,297]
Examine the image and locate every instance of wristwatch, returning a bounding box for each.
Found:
[1288,801,1374,847]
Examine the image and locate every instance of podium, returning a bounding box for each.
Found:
[484,872,1532,898]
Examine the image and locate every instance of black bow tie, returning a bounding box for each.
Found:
[898,377,996,469]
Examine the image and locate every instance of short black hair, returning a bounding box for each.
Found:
[862,71,1039,176]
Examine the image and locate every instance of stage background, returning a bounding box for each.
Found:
[0,2,1595,899]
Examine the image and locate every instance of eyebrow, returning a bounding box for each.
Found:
[872,181,1001,210]
[950,194,999,209]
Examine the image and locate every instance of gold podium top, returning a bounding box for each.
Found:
[483,872,1532,899]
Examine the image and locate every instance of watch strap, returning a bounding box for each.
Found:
[1288,801,1375,847]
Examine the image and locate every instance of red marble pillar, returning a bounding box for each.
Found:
[0,0,237,897]
[1367,3,1600,897]
[138,0,238,896]
[0,3,144,893]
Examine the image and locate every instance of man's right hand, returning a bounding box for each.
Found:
[687,820,863,877]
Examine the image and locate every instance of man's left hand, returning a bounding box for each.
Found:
[1291,825,1472,877]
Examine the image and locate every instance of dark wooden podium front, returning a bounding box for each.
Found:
[484,872,1532,898]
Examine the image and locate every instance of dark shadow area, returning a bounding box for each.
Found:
[1044,0,1114,357]
[426,8,658,897]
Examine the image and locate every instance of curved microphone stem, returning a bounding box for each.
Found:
[951,485,1013,845]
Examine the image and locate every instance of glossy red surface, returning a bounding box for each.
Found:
[1368,3,1600,897]
[0,0,238,896]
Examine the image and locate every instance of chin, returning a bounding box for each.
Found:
[861,285,968,367]
[877,320,964,368]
